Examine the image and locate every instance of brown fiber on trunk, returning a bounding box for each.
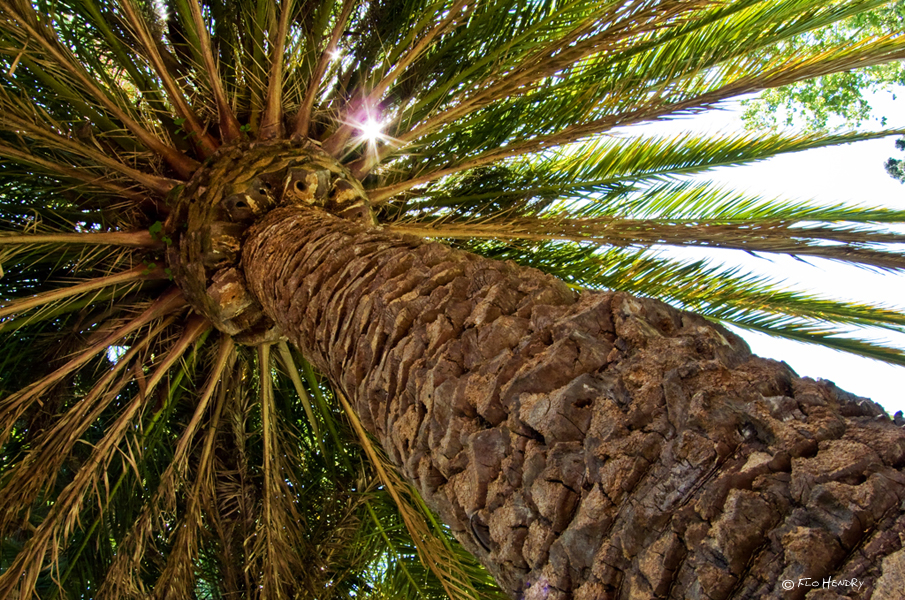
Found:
[242,206,905,600]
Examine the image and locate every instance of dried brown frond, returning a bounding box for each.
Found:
[100,336,235,600]
[0,289,186,450]
[0,316,208,600]
[0,316,176,539]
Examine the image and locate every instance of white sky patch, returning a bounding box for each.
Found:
[106,345,128,364]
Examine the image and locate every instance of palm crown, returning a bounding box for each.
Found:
[1,0,904,597]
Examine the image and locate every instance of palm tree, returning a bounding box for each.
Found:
[2,0,905,597]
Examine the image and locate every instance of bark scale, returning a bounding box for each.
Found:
[242,206,905,600]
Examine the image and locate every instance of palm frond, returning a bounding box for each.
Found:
[184,0,242,142]
[389,214,905,271]
[0,315,177,538]
[99,335,234,598]
[0,289,185,448]
[338,389,492,600]
[0,317,208,598]
[392,128,905,214]
[0,0,199,176]
[115,0,219,155]
[0,0,903,597]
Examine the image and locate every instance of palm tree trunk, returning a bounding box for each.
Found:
[243,206,905,600]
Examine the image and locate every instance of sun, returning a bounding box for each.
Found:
[359,118,384,144]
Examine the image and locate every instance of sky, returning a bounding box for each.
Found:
[622,91,905,414]
[708,133,905,415]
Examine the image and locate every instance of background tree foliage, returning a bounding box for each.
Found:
[0,0,903,598]
[886,137,905,182]
[742,0,905,129]
[742,0,905,185]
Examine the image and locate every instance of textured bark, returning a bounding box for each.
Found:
[166,141,370,344]
[243,206,905,600]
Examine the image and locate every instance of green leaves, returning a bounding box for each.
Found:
[148,221,172,246]
[393,128,905,216]
[0,0,904,598]
[742,0,905,129]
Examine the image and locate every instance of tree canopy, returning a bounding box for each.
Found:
[886,137,905,182]
[741,0,905,129]
[0,0,904,598]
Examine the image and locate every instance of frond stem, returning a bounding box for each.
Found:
[0,231,160,248]
[260,0,295,140]
[186,0,243,142]
[0,288,186,448]
[117,0,219,156]
[326,0,471,158]
[0,265,166,320]
[292,0,357,139]
[0,317,208,600]
[0,1,201,178]
[276,341,325,454]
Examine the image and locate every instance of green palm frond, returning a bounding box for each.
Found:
[391,216,905,271]
[394,128,905,215]
[0,0,903,598]
[389,174,905,272]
